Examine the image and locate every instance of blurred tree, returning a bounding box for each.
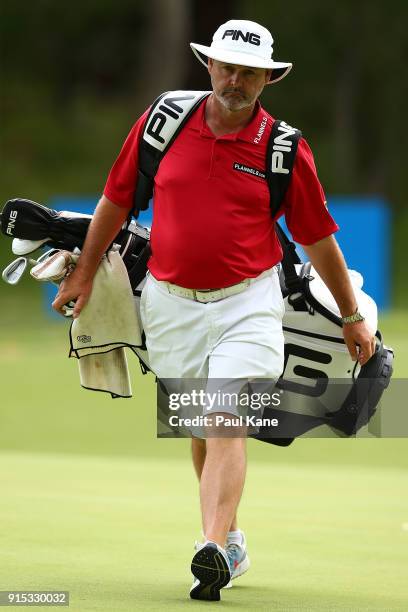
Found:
[1,0,147,103]
[184,0,236,90]
[236,0,408,212]
[235,0,408,304]
[136,0,190,107]
[1,0,407,302]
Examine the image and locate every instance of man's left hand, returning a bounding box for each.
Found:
[342,321,376,365]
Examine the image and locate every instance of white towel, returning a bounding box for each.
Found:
[77,349,132,398]
[69,250,142,397]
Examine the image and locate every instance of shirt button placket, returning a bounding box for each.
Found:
[208,140,220,178]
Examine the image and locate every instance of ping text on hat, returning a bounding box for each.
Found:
[221,29,261,46]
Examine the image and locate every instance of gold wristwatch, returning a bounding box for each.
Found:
[341,308,365,324]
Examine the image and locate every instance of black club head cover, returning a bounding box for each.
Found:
[1,198,59,240]
[0,198,92,250]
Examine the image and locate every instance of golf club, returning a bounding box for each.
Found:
[1,257,28,285]
[1,249,58,286]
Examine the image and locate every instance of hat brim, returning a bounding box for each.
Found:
[190,43,292,84]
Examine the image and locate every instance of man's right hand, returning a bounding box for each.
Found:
[51,195,131,318]
[52,269,94,319]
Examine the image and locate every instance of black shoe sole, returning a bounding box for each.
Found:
[190,544,231,601]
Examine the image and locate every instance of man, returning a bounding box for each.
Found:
[53,19,375,602]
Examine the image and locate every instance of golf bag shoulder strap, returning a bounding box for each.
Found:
[133,90,211,217]
[275,221,303,294]
[267,120,302,218]
[268,120,302,294]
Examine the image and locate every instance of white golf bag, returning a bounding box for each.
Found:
[1,198,393,443]
[132,260,393,444]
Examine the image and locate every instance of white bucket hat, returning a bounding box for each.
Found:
[190,19,292,85]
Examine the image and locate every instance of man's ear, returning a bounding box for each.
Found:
[207,58,214,74]
[265,69,272,83]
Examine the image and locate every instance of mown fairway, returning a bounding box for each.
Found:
[1,452,407,611]
[1,296,407,610]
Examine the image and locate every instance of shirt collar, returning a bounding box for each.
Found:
[196,97,267,143]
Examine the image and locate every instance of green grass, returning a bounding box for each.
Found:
[1,452,407,611]
[377,310,408,374]
[1,300,408,610]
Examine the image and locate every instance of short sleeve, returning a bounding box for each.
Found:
[103,108,150,209]
[282,137,339,245]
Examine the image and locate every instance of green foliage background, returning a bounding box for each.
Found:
[1,1,407,302]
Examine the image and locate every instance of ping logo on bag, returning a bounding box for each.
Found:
[222,30,261,46]
[271,121,297,175]
[277,344,332,397]
[6,210,18,235]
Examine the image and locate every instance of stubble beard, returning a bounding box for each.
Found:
[214,89,254,112]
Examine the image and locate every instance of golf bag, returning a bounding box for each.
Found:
[133,250,394,443]
[0,198,394,442]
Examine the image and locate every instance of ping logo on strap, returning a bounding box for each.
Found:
[144,91,208,152]
[222,30,261,46]
[271,121,297,175]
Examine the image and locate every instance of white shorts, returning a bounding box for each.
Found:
[140,267,285,416]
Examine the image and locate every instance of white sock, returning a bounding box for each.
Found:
[227,529,243,545]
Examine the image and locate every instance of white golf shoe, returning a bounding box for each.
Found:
[225,531,250,586]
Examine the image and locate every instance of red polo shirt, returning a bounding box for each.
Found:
[104,97,338,288]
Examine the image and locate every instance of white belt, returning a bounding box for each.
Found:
[157,267,277,303]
